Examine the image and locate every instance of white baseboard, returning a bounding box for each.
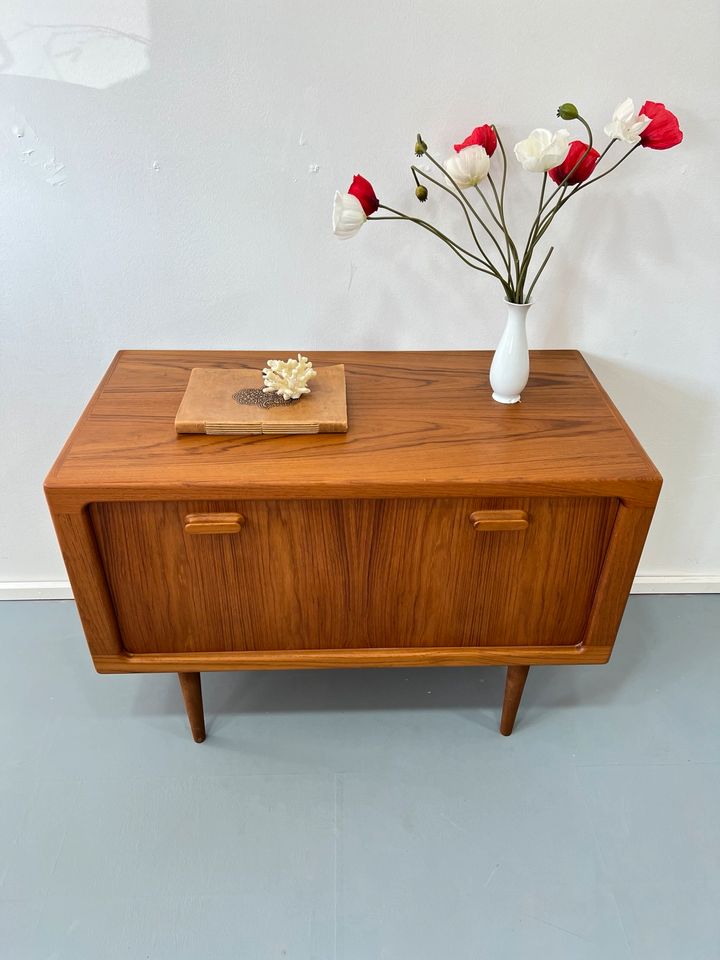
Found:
[0,576,719,601]
[630,575,720,594]
[0,581,74,600]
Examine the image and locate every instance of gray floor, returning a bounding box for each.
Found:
[0,597,718,960]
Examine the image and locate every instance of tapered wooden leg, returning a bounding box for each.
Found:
[500,665,530,736]
[178,672,206,742]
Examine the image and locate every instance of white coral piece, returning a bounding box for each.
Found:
[262,354,317,401]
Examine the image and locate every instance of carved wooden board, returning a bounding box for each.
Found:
[174,364,347,435]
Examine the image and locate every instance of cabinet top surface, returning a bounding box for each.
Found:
[46,350,661,505]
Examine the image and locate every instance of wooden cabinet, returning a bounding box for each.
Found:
[90,496,617,653]
[45,351,661,739]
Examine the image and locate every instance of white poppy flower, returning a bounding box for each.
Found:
[603,99,651,144]
[332,191,366,239]
[444,145,491,189]
[514,128,571,172]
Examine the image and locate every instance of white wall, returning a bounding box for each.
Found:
[1,0,719,593]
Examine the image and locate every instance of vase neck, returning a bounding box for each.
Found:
[505,301,533,325]
[505,300,533,311]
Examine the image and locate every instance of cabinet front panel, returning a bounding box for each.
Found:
[90,497,618,654]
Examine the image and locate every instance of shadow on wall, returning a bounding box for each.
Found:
[0,3,150,89]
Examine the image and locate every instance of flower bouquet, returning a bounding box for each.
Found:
[333,99,682,403]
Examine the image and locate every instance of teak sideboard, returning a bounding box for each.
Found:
[45,350,661,740]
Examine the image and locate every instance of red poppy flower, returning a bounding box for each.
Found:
[548,140,600,185]
[454,125,497,157]
[638,102,683,150]
[347,174,379,216]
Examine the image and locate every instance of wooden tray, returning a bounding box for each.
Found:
[174,364,348,435]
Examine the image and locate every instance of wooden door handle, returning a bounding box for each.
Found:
[184,512,245,535]
[469,510,528,532]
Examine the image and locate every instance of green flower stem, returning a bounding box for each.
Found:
[571,140,641,194]
[516,173,548,301]
[536,115,594,221]
[410,165,502,274]
[516,190,563,302]
[494,126,509,210]
[518,113,602,298]
[488,165,521,287]
[472,183,514,281]
[421,150,510,277]
[525,246,554,302]
[471,186,512,273]
[492,126,512,254]
[514,138,640,301]
[514,115,596,299]
[492,126,524,296]
[532,140,615,240]
[473,184,504,231]
[486,175,513,275]
[529,141,637,253]
[535,186,567,238]
[371,206,506,285]
[365,123,641,305]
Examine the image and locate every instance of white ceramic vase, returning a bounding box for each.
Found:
[489,300,533,404]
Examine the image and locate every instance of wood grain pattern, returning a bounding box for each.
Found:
[44,351,661,738]
[90,496,617,654]
[581,503,657,649]
[45,350,661,512]
[48,509,124,658]
[92,644,613,673]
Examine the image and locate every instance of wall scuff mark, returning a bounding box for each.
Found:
[4,112,68,186]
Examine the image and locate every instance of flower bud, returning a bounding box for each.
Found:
[415,184,428,202]
[415,134,428,156]
[556,102,579,121]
